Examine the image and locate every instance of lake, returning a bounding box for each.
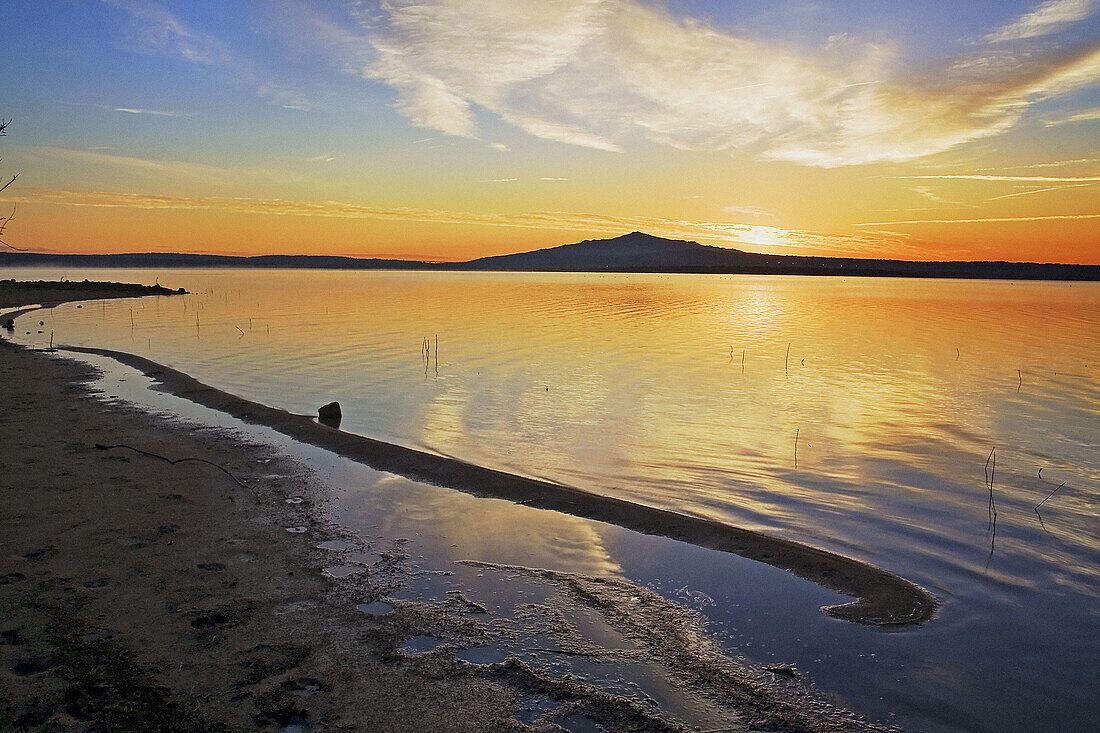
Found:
[10,268,1099,732]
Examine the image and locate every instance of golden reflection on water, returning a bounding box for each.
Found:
[13,269,1100,587]
[14,268,1099,733]
[348,475,623,577]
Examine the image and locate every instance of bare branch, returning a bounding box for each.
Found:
[0,172,20,194]
[0,203,15,234]
[1,117,24,250]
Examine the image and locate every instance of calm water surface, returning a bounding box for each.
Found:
[11,269,1099,732]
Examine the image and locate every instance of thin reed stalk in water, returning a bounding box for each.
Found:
[983,447,999,568]
[984,447,998,527]
[1017,369,1022,393]
[785,343,790,377]
[1034,468,1069,529]
[1034,481,1067,528]
[794,429,799,469]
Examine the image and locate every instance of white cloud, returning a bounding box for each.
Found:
[987,183,1093,200]
[1044,106,1100,125]
[975,156,1100,169]
[985,0,1095,43]
[113,107,191,118]
[13,146,301,187]
[899,174,1100,182]
[257,85,313,111]
[104,1,320,113]
[723,205,774,217]
[909,186,976,208]
[347,0,1100,166]
[858,213,1100,226]
[101,0,229,64]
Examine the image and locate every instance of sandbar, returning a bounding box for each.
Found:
[63,344,938,627]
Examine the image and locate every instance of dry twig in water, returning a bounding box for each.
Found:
[984,447,998,566]
[1034,468,1070,530]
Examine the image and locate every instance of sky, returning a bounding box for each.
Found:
[1,0,1098,263]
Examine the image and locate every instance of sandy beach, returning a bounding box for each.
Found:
[0,337,548,731]
[0,287,903,732]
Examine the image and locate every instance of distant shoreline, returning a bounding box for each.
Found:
[3,230,1098,281]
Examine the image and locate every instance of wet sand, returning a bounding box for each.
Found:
[0,287,907,732]
[0,340,529,730]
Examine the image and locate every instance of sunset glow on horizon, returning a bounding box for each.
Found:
[2,1,1099,263]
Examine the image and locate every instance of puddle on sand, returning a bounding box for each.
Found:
[278,719,309,733]
[517,696,561,725]
[455,646,507,665]
[558,713,608,732]
[321,564,364,579]
[356,601,394,616]
[402,635,445,654]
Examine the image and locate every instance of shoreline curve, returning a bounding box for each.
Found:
[62,344,938,626]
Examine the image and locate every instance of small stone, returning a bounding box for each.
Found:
[318,401,341,427]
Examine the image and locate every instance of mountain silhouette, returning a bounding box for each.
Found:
[459,232,1099,280]
[2,232,1097,280]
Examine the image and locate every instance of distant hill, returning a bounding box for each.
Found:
[460,232,1100,280]
[0,252,434,270]
[2,232,1097,280]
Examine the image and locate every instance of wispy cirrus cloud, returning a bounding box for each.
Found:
[1043,106,1100,126]
[334,0,1100,167]
[985,0,1096,43]
[100,0,229,64]
[3,187,916,256]
[987,183,1094,200]
[910,186,975,207]
[103,1,319,112]
[14,146,301,187]
[857,213,1100,226]
[975,156,1100,170]
[898,174,1100,182]
[113,107,192,118]
[723,205,775,218]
